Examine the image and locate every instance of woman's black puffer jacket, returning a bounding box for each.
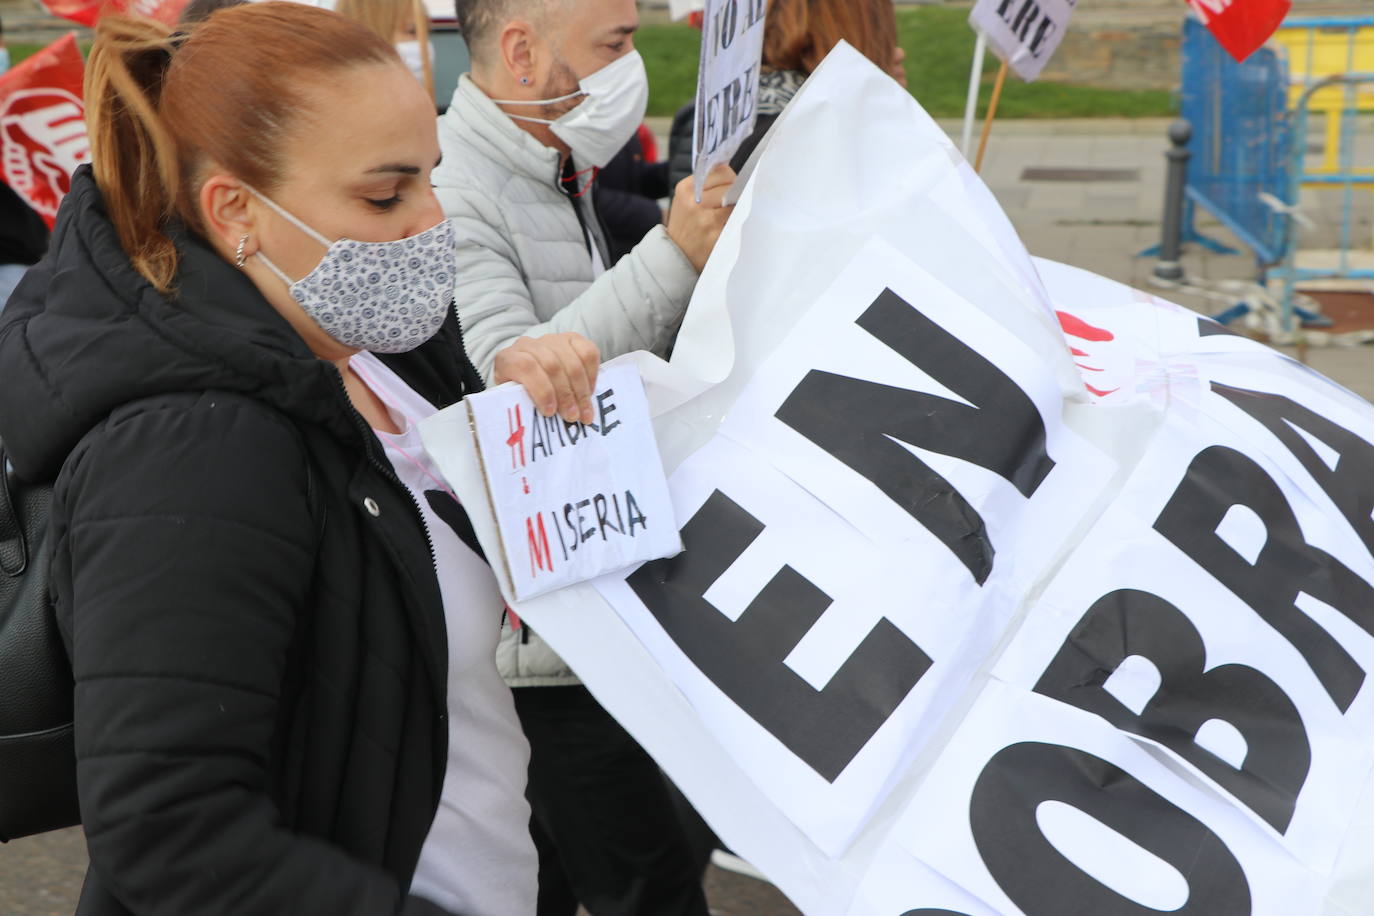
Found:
[0,166,481,916]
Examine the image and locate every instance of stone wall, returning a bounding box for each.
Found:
[1040,17,1184,90]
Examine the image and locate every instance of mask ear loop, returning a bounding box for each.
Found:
[497,88,589,126]
[243,184,333,248]
[490,89,585,106]
[241,184,335,289]
[254,250,299,290]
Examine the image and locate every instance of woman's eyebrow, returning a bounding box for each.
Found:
[365,163,422,176]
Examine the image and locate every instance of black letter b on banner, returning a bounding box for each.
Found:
[627,490,931,781]
[1034,589,1310,832]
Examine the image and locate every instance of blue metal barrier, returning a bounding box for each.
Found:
[1270,71,1374,330]
[1177,16,1291,267]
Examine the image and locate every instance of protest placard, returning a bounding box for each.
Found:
[969,0,1078,82]
[430,44,1374,916]
[424,361,680,603]
[692,0,767,200]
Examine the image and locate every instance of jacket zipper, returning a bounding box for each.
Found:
[560,162,607,270]
[331,371,441,589]
[333,310,483,595]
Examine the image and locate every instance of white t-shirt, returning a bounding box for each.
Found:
[350,352,537,916]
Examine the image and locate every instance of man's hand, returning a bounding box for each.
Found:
[492,333,601,423]
[665,164,737,272]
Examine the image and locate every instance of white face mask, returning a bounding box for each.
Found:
[395,40,434,85]
[492,50,648,169]
[247,188,457,354]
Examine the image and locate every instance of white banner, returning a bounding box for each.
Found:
[969,0,1077,82]
[422,43,1374,916]
[691,0,767,200]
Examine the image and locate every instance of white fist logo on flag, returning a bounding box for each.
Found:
[2,88,90,219]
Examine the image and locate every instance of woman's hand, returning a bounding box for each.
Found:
[492,333,601,423]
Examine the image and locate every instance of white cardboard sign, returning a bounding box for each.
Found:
[969,0,1077,81]
[692,0,767,199]
[456,362,680,602]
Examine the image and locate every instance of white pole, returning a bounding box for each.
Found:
[961,31,988,160]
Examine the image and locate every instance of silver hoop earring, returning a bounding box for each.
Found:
[235,235,249,269]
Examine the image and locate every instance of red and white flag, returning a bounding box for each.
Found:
[0,33,89,228]
[41,0,189,28]
[1187,0,1291,62]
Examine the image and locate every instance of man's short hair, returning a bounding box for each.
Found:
[456,0,561,63]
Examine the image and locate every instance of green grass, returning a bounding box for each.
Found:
[637,24,704,118]
[10,8,1174,119]
[640,6,1175,119]
[6,43,49,68]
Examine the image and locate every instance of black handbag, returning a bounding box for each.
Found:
[0,437,80,841]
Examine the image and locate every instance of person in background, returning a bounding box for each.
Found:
[1,13,50,310]
[435,0,734,913]
[596,124,672,263]
[0,4,601,913]
[338,0,435,97]
[668,0,906,188]
[0,180,48,311]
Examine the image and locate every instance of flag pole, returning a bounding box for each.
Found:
[960,31,988,160]
[973,60,1008,174]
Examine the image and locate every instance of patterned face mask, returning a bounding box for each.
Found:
[247,187,456,354]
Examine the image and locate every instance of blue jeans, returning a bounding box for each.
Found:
[0,263,30,314]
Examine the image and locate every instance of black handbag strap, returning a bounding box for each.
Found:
[0,444,28,578]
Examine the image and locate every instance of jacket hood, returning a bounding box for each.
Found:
[0,166,469,482]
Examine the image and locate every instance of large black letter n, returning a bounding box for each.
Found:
[775,289,1055,584]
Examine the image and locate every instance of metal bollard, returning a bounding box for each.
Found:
[1153,119,1192,283]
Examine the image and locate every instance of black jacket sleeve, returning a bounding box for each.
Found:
[594,185,664,264]
[55,395,453,916]
[729,113,778,174]
[666,102,696,192]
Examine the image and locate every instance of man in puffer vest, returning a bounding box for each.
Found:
[434,1,733,914]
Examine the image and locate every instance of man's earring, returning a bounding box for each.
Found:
[235,235,249,269]
[521,76,530,85]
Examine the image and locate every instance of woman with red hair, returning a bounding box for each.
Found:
[743,0,906,164]
[668,0,906,185]
[0,4,598,913]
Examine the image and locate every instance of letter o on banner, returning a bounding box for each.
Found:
[969,742,1251,915]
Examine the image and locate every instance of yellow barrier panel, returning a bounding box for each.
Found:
[1272,23,1374,176]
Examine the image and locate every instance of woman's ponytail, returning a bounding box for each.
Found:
[82,3,397,295]
[84,16,182,293]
